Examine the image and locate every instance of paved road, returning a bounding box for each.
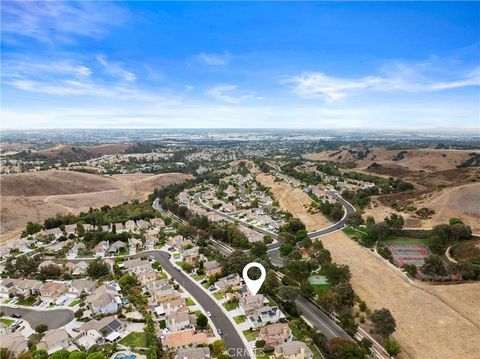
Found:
[0,305,74,329]
[137,251,250,359]
[295,296,350,340]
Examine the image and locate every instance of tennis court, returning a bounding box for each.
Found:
[308,275,329,285]
[386,244,429,267]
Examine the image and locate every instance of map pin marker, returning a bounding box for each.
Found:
[243,262,266,296]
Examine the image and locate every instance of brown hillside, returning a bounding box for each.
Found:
[36,143,134,161]
[0,170,118,196]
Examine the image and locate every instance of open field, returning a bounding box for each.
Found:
[35,143,135,161]
[0,170,193,241]
[364,182,480,233]
[321,231,480,359]
[304,148,480,172]
[256,173,330,232]
[450,239,480,262]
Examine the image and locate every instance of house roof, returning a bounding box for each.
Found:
[165,329,207,348]
[175,347,210,359]
[204,260,220,270]
[80,316,122,334]
[71,279,96,292]
[38,328,69,351]
[274,341,310,356]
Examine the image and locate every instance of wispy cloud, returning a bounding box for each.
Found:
[284,63,480,101]
[206,84,260,103]
[194,52,230,66]
[1,0,127,44]
[96,55,137,82]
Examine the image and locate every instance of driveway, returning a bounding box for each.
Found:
[0,305,74,330]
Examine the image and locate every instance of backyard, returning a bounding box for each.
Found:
[119,332,147,347]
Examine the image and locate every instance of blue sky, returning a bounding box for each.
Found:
[1,1,479,129]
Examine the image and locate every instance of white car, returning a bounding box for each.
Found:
[12,305,19,309]
[206,311,211,317]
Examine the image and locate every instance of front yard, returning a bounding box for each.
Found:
[222,300,239,311]
[234,315,246,324]
[242,329,260,342]
[0,318,14,326]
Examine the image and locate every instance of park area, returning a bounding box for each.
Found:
[308,272,331,295]
[385,243,429,267]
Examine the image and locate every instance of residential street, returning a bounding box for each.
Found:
[0,305,74,329]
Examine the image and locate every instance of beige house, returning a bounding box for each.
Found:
[259,323,292,348]
[37,328,76,354]
[273,341,312,359]
[175,347,210,359]
[204,260,221,277]
[165,329,207,349]
[214,273,242,292]
[0,333,28,358]
[239,294,265,315]
[39,282,68,302]
[166,311,195,332]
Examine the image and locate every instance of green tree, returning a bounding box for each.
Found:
[421,254,448,277]
[384,339,401,357]
[338,312,358,336]
[211,339,226,357]
[69,352,87,359]
[384,213,404,233]
[323,263,351,286]
[39,264,62,279]
[196,313,208,330]
[33,349,48,359]
[51,350,70,359]
[371,308,396,337]
[86,353,105,359]
[86,259,110,279]
[250,242,267,258]
[35,324,48,333]
[255,339,266,348]
[403,264,417,278]
[332,282,355,308]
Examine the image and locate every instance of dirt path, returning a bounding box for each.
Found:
[256,173,331,232]
[320,231,480,359]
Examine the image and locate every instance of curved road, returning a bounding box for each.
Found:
[0,306,73,330]
[134,250,250,359]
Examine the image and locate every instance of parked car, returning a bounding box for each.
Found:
[217,328,223,336]
[206,311,211,317]
[12,313,21,318]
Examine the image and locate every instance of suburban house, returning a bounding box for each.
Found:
[165,329,208,349]
[173,239,192,251]
[181,246,202,265]
[0,322,9,336]
[99,225,111,232]
[154,298,187,316]
[0,279,16,297]
[175,347,210,359]
[72,261,89,276]
[0,333,28,358]
[113,223,125,233]
[69,279,96,296]
[75,316,125,349]
[125,220,137,231]
[248,306,285,329]
[39,282,68,303]
[68,242,85,258]
[37,328,75,354]
[214,273,242,292]
[145,279,169,293]
[108,240,126,255]
[273,341,313,359]
[14,279,42,297]
[86,285,121,315]
[94,241,109,257]
[123,258,152,275]
[150,218,165,228]
[64,224,77,237]
[138,271,158,285]
[137,219,150,229]
[154,287,181,304]
[165,311,195,332]
[144,236,159,251]
[44,228,63,238]
[259,323,292,348]
[83,224,96,232]
[239,294,266,315]
[128,237,142,255]
[204,260,222,277]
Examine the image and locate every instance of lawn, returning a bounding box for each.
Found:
[213,292,224,300]
[119,332,147,347]
[17,296,37,306]
[222,300,239,311]
[68,299,82,307]
[383,236,428,245]
[313,283,331,296]
[192,275,205,281]
[185,297,196,306]
[234,315,246,324]
[0,318,14,326]
[242,329,260,342]
[159,320,166,329]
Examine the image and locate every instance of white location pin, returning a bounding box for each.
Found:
[242,262,266,296]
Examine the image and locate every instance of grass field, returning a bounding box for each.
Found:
[223,300,239,311]
[383,236,428,245]
[119,332,147,347]
[17,296,37,306]
[0,318,14,326]
[312,283,332,296]
[213,292,224,300]
[234,315,246,324]
[242,329,260,342]
[192,275,205,281]
[185,297,196,306]
[68,299,82,307]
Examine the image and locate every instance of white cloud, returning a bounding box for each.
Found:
[206,84,260,104]
[284,64,480,101]
[194,52,230,66]
[96,55,137,82]
[1,0,127,44]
